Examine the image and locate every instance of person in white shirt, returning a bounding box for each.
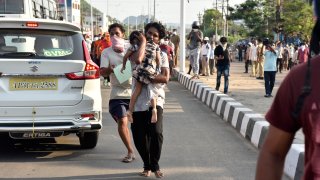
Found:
[200,37,211,76]
[288,44,295,70]
[100,23,135,163]
[276,41,284,73]
[249,39,258,77]
[209,42,216,75]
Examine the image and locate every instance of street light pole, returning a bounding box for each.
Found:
[179,0,186,73]
[90,0,93,41]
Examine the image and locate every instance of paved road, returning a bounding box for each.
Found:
[0,81,269,180]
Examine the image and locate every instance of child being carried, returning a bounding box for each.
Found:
[121,30,161,123]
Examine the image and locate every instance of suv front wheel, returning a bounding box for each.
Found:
[79,131,99,149]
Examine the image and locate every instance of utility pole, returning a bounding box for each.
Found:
[276,0,281,41]
[106,0,109,29]
[222,0,225,36]
[197,12,202,25]
[127,17,130,36]
[154,0,156,22]
[226,0,229,37]
[215,0,218,41]
[90,0,93,40]
[148,0,151,23]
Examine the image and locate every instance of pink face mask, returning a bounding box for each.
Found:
[110,35,124,52]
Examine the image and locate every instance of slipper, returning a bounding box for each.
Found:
[122,153,135,163]
[140,170,151,177]
[154,170,164,178]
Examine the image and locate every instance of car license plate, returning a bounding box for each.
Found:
[9,77,58,90]
[9,131,63,139]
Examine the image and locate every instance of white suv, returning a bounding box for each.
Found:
[0,18,102,148]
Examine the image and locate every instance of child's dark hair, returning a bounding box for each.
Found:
[129,30,142,45]
[144,22,166,39]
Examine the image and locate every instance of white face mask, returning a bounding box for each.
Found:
[173,31,177,35]
[192,29,198,32]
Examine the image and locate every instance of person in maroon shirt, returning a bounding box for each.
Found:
[256,3,320,178]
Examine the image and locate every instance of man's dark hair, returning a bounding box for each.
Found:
[108,23,125,33]
[220,37,227,43]
[144,22,166,39]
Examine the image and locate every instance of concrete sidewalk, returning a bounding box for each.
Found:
[173,61,305,180]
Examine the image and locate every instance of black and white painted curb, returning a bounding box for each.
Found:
[173,69,305,180]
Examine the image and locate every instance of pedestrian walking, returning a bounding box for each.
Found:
[99,23,135,163]
[200,37,211,76]
[214,37,230,94]
[170,29,180,67]
[276,41,284,73]
[249,39,258,77]
[244,43,251,73]
[131,22,170,178]
[256,38,265,79]
[288,44,295,70]
[238,45,243,62]
[187,21,203,79]
[298,42,309,64]
[159,38,174,76]
[209,41,216,75]
[256,2,320,179]
[263,41,277,97]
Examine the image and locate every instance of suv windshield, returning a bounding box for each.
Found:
[0,29,84,60]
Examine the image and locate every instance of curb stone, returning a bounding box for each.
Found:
[173,69,304,180]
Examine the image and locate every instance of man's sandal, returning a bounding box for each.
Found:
[121,153,135,163]
[154,170,164,178]
[140,170,151,177]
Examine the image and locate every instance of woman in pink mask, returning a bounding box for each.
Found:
[99,23,136,163]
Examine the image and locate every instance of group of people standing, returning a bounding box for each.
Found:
[187,21,230,94]
[98,22,171,178]
[241,38,310,98]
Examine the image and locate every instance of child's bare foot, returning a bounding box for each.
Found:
[151,108,157,123]
[127,110,133,123]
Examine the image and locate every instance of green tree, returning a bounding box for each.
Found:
[229,0,275,38]
[282,0,313,42]
[201,9,223,37]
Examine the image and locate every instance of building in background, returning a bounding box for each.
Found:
[57,0,81,28]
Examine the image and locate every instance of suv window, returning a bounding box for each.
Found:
[0,29,84,60]
[0,0,24,14]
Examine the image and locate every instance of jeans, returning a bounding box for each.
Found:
[216,65,230,93]
[189,48,201,75]
[131,106,163,172]
[264,71,276,95]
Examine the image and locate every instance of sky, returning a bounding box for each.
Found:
[89,0,246,24]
